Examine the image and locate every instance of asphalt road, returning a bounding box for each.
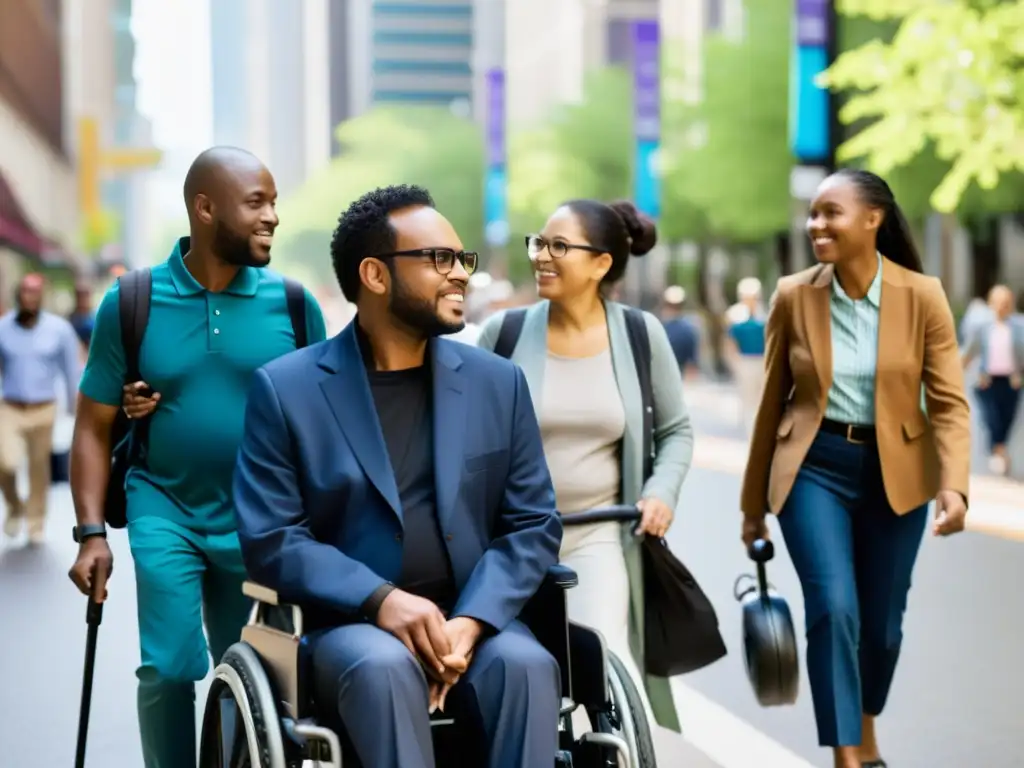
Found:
[671,463,1024,768]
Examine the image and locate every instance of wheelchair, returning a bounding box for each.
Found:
[197,506,656,768]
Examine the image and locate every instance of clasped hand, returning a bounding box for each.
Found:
[375,590,483,713]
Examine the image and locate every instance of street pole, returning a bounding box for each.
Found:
[480,0,508,279]
[630,18,661,310]
[77,116,162,272]
[788,0,835,274]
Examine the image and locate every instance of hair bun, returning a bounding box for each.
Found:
[609,200,657,256]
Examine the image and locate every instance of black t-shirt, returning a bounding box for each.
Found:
[367,364,456,611]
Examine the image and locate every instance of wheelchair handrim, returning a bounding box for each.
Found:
[211,664,266,767]
[607,658,639,768]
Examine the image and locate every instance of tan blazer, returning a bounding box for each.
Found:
[740,257,971,518]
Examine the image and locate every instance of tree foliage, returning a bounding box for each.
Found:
[507,68,632,236]
[273,106,484,282]
[821,0,1024,213]
[660,0,793,244]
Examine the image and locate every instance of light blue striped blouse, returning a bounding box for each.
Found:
[824,253,883,425]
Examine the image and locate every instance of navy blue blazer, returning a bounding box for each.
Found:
[233,321,562,633]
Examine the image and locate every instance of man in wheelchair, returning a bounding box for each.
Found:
[232,186,564,768]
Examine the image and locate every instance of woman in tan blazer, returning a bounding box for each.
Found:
[740,169,971,768]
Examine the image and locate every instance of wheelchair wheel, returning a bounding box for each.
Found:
[198,642,289,768]
[606,652,656,768]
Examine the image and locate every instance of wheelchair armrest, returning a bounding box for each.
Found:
[243,581,282,606]
[544,563,579,590]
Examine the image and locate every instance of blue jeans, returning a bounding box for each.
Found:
[779,430,928,747]
[975,375,1020,448]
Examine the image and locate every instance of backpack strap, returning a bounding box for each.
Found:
[492,308,528,360]
[283,278,308,349]
[118,268,152,383]
[623,307,655,481]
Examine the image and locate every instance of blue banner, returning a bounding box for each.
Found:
[632,20,660,219]
[789,0,831,163]
[484,68,509,247]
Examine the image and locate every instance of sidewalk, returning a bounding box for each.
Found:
[691,430,1024,542]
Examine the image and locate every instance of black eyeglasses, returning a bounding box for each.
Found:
[525,235,605,260]
[375,248,479,276]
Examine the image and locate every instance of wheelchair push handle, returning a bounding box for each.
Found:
[561,504,642,527]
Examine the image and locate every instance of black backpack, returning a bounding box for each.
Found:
[491,306,655,480]
[103,270,309,529]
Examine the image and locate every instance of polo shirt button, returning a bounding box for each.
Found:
[214,309,221,316]
[214,328,220,335]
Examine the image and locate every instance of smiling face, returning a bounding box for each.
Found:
[381,205,469,336]
[529,206,612,302]
[197,160,279,268]
[806,174,883,265]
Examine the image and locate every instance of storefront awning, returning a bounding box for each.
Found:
[0,169,80,272]
[0,169,48,257]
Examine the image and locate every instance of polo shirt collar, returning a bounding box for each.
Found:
[832,251,882,307]
[168,237,260,298]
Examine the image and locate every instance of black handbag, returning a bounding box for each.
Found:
[733,538,800,706]
[642,535,727,676]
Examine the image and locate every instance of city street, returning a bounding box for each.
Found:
[1,384,1021,768]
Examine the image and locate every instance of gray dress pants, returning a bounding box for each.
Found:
[311,619,560,768]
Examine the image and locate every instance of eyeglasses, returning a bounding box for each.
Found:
[375,248,479,276]
[525,235,605,260]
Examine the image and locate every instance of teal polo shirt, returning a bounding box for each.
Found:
[79,238,327,533]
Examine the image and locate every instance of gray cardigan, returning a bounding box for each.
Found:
[477,299,695,731]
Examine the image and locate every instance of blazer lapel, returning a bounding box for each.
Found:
[431,339,465,532]
[804,263,834,406]
[317,326,403,522]
[876,257,909,409]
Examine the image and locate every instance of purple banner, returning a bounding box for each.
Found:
[486,68,505,167]
[795,0,829,47]
[632,20,660,142]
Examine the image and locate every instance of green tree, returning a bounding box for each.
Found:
[660,0,793,244]
[507,66,633,279]
[822,0,1024,212]
[273,106,484,283]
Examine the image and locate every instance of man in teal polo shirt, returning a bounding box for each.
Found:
[67,147,326,768]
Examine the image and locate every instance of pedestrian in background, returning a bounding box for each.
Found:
[661,285,701,378]
[478,198,695,736]
[961,284,1024,476]
[740,169,971,768]
[67,147,326,768]
[726,276,766,436]
[0,273,81,544]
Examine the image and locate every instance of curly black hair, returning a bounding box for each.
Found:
[330,184,435,302]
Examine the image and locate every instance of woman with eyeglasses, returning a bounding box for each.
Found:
[477,199,694,734]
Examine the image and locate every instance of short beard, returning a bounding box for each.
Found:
[213,221,264,267]
[389,270,464,338]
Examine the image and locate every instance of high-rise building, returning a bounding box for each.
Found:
[209,0,330,196]
[327,0,478,155]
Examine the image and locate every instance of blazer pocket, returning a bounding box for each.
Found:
[465,448,509,474]
[902,414,928,442]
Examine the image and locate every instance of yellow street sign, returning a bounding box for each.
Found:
[103,148,164,170]
[77,116,163,219]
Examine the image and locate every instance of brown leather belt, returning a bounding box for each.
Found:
[3,399,55,410]
[820,418,876,444]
